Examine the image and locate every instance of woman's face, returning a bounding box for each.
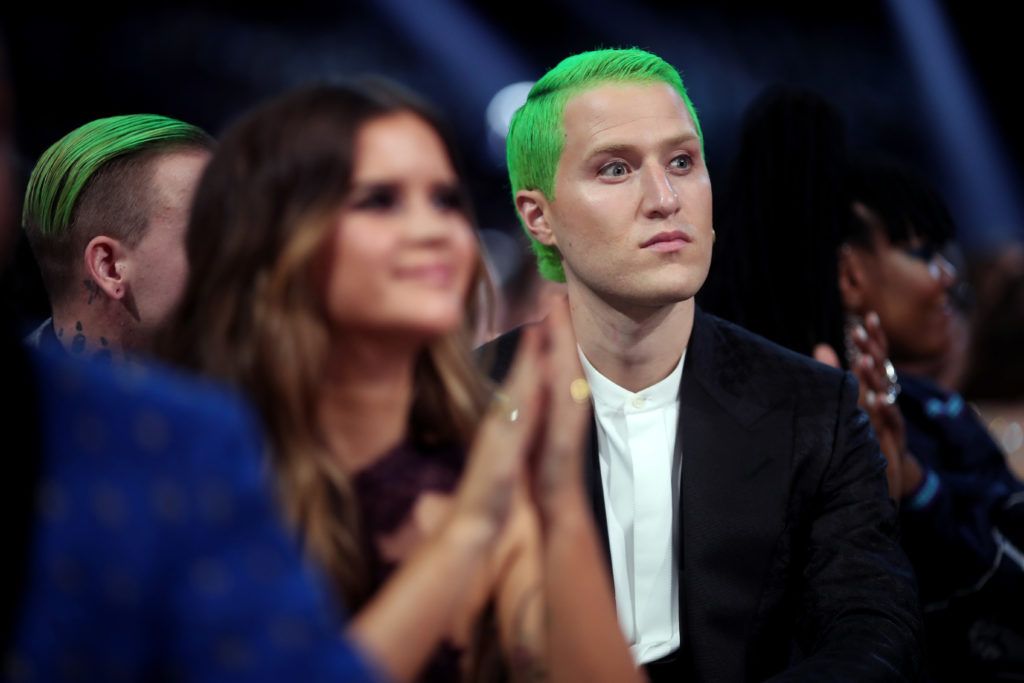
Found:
[320,112,477,340]
[844,205,957,363]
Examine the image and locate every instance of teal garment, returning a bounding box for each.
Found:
[7,345,382,682]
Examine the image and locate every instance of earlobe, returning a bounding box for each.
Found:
[84,236,128,301]
[514,190,557,247]
[837,244,865,312]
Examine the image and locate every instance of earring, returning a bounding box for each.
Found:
[712,229,717,244]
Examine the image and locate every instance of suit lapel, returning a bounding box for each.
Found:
[679,310,793,681]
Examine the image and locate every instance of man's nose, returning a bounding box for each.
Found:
[640,165,680,219]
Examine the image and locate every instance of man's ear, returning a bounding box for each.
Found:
[837,243,868,313]
[83,235,129,301]
[515,189,557,247]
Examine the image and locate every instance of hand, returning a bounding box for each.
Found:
[849,312,922,499]
[449,325,545,545]
[528,296,593,527]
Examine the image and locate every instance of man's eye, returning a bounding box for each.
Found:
[670,154,693,171]
[598,161,629,178]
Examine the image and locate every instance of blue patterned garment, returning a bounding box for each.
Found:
[6,346,382,683]
[896,372,1024,681]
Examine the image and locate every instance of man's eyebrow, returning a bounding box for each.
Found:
[583,133,699,161]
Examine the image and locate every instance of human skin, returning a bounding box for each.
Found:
[516,81,713,392]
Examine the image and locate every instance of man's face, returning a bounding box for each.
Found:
[125,149,210,339]
[536,82,713,309]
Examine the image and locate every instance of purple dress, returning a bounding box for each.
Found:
[353,439,469,682]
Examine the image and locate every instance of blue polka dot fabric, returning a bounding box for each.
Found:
[6,348,382,682]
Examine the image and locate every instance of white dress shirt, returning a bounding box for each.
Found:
[578,348,684,665]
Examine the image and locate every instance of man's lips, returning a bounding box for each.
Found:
[640,230,693,252]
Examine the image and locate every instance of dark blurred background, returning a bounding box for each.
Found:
[2,0,1021,326]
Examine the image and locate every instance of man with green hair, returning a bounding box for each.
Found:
[0,66,378,683]
[489,48,922,680]
[22,113,213,359]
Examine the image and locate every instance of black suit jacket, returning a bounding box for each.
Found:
[481,308,922,682]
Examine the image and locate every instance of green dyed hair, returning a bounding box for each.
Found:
[506,48,704,282]
[22,113,213,302]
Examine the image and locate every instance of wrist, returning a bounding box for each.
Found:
[899,452,925,498]
[539,489,592,535]
[440,512,499,558]
[901,459,941,511]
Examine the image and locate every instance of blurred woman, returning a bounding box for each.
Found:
[841,159,1023,683]
[161,80,640,683]
[707,86,1023,681]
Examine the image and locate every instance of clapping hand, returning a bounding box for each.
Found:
[526,296,592,527]
[815,312,922,500]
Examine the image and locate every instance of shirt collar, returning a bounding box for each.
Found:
[578,346,685,412]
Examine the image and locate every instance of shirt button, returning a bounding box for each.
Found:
[631,396,646,409]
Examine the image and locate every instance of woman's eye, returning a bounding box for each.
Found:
[670,154,693,171]
[355,190,396,210]
[598,161,629,178]
[433,188,465,211]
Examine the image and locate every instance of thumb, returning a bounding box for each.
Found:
[812,343,842,369]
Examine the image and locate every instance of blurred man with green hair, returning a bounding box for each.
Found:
[0,58,380,683]
[22,114,213,359]
[487,47,922,681]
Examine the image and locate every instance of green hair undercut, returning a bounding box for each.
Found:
[23,113,210,239]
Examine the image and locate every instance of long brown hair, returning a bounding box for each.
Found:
[161,81,491,607]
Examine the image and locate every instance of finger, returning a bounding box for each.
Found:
[861,390,906,467]
[859,354,888,394]
[852,324,886,377]
[505,324,543,394]
[855,316,894,395]
[545,297,590,431]
[812,343,842,369]
[864,311,889,358]
[535,298,591,500]
[546,297,582,379]
[851,355,883,408]
[460,326,546,524]
[488,325,544,437]
[851,328,887,393]
[862,392,894,453]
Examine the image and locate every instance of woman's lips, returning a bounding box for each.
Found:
[396,263,455,286]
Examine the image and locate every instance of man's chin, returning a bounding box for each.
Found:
[649,290,698,308]
[602,287,699,314]
[635,276,705,307]
[569,269,705,310]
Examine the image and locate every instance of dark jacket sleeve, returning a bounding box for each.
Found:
[769,372,923,682]
[899,467,1024,611]
[896,397,1024,609]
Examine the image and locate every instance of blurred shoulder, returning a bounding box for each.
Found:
[29,347,264,469]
